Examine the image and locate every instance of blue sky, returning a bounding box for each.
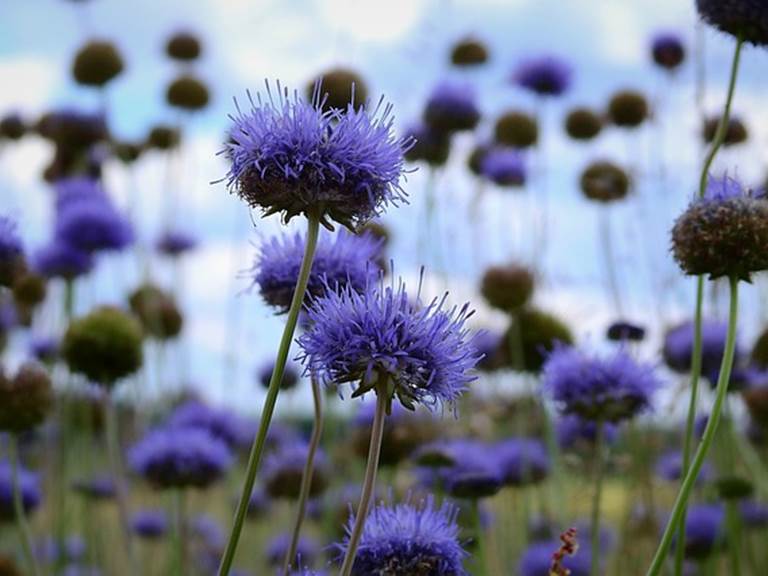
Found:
[2,0,767,416]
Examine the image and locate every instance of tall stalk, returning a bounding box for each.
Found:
[217,215,320,576]
[590,422,606,576]
[8,436,41,576]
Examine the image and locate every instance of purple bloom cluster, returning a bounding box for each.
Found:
[70,474,116,500]
[423,82,481,134]
[496,438,550,486]
[252,230,382,313]
[678,504,724,559]
[651,32,686,70]
[655,451,712,484]
[33,241,94,280]
[155,229,197,257]
[128,426,233,489]
[513,56,573,97]
[662,319,738,379]
[696,0,768,46]
[542,346,661,422]
[261,439,329,498]
[166,400,256,450]
[557,414,619,450]
[480,148,527,187]
[298,281,480,412]
[0,460,41,520]
[226,82,410,229]
[257,358,301,390]
[130,509,169,539]
[336,497,468,576]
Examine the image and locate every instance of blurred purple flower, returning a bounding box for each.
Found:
[513,56,573,97]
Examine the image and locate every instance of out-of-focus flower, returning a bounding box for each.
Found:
[0,461,41,521]
[513,56,572,97]
[423,82,481,134]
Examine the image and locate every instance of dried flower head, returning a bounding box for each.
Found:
[651,32,686,70]
[71,40,124,87]
[481,263,535,312]
[166,74,210,111]
[450,37,489,67]
[607,90,649,128]
[166,31,202,61]
[423,82,481,134]
[306,68,369,111]
[0,362,53,433]
[580,161,630,203]
[564,108,603,141]
[696,0,768,46]
[494,110,538,149]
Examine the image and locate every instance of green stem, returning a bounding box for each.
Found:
[725,500,742,576]
[217,215,320,576]
[646,276,739,576]
[174,489,188,576]
[672,34,743,576]
[8,436,41,576]
[697,36,743,199]
[473,500,487,576]
[590,421,606,576]
[104,394,136,571]
[673,276,704,576]
[282,374,325,575]
[338,382,388,576]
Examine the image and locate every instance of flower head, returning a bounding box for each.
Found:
[71,39,124,87]
[580,161,631,203]
[33,241,94,280]
[662,319,739,377]
[480,263,534,311]
[131,509,169,539]
[418,439,503,499]
[252,230,382,313]
[672,175,768,280]
[494,110,538,149]
[261,440,329,499]
[542,346,661,423]
[128,426,233,489]
[696,0,768,46]
[0,362,53,433]
[306,68,369,112]
[298,281,480,412]
[257,359,301,390]
[677,504,724,560]
[702,115,748,146]
[513,56,573,97]
[565,107,603,141]
[336,497,468,576]
[265,533,319,568]
[556,415,619,451]
[496,438,550,487]
[225,82,410,230]
[156,229,197,257]
[423,82,481,134]
[520,539,590,576]
[402,122,451,168]
[450,37,489,67]
[652,32,686,70]
[607,90,649,128]
[166,400,256,450]
[480,148,527,187]
[655,450,713,484]
[0,461,41,521]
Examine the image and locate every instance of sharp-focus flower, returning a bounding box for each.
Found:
[480,148,526,187]
[225,82,410,230]
[156,229,197,257]
[519,540,590,576]
[662,319,739,378]
[265,532,319,568]
[423,82,481,134]
[335,497,468,576]
[496,438,550,487]
[298,281,480,412]
[672,175,768,280]
[261,440,329,499]
[128,426,233,489]
[513,56,573,97]
[0,460,41,521]
[53,178,134,253]
[131,509,169,539]
[542,346,661,423]
[556,414,619,450]
[252,230,382,313]
[651,32,686,70]
[676,504,724,560]
[33,241,94,280]
[695,0,768,46]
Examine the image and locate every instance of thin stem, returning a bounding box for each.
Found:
[8,436,40,576]
[671,34,743,576]
[673,276,704,576]
[646,276,739,576]
[104,394,137,571]
[473,500,487,576]
[174,489,188,576]
[590,421,605,576]
[599,208,623,317]
[725,500,742,576]
[338,383,388,576]
[217,214,321,576]
[282,374,325,575]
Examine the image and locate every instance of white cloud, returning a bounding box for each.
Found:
[317,0,429,43]
[0,56,60,112]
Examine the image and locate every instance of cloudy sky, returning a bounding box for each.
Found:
[1,0,767,415]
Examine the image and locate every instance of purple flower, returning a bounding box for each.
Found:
[33,241,94,279]
[298,281,480,412]
[336,497,468,576]
[225,82,410,230]
[662,320,738,377]
[70,474,116,500]
[130,509,169,539]
[423,439,503,499]
[245,486,271,519]
[190,513,225,550]
[496,438,550,486]
[473,329,503,372]
[252,230,382,313]
[423,82,481,134]
[265,532,319,567]
[695,0,768,46]
[519,540,590,576]
[556,415,619,450]
[740,500,768,529]
[261,440,329,499]
[651,32,686,70]
[156,229,197,257]
[542,346,661,422]
[401,122,451,167]
[257,359,301,390]
[35,535,86,565]
[128,426,233,489]
[677,504,724,559]
[0,216,23,263]
[513,56,573,97]
[480,148,526,187]
[29,334,59,363]
[655,450,712,484]
[166,400,256,450]
[53,179,134,253]
[0,460,41,521]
